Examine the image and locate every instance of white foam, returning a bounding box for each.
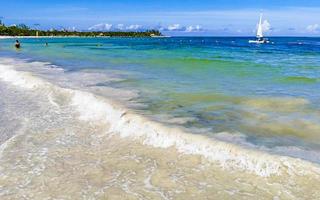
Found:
[70,90,320,177]
[0,64,43,89]
[1,59,320,177]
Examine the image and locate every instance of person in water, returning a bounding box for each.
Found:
[15,40,21,49]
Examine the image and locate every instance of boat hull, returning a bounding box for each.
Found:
[249,39,270,44]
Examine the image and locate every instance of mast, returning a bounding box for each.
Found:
[256,13,263,38]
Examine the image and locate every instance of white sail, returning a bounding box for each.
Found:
[256,13,263,38]
[249,13,270,44]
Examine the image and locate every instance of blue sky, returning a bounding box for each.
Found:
[1,0,320,36]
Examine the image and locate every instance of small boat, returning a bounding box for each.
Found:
[249,13,270,44]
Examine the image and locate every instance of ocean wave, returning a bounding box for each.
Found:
[0,59,320,178]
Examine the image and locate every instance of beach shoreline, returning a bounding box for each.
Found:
[0,56,319,175]
[0,56,320,199]
[0,35,112,39]
[0,37,320,199]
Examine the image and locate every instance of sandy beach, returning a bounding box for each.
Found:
[1,0,320,199]
[0,43,320,198]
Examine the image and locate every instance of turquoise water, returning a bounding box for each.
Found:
[1,37,320,162]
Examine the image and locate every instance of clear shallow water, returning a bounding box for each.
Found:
[0,37,320,199]
[1,37,320,162]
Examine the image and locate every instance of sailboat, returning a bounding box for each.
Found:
[249,13,270,44]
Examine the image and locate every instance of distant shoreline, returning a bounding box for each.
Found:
[0,35,158,39]
[1,35,319,39]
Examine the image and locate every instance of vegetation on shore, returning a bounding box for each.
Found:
[0,23,162,37]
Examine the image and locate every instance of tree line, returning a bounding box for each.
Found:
[0,23,162,37]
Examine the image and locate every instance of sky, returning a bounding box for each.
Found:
[0,0,320,36]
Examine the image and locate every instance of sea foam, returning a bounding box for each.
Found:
[0,60,320,177]
[70,90,320,177]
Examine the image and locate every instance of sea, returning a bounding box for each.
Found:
[0,37,320,199]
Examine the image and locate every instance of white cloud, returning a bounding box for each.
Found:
[167,24,185,31]
[88,23,145,31]
[162,24,203,32]
[88,23,203,33]
[67,26,77,31]
[261,20,271,32]
[88,23,113,31]
[306,24,319,33]
[186,25,203,32]
[126,24,142,31]
[117,24,125,30]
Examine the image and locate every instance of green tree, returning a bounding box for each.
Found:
[0,23,162,37]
